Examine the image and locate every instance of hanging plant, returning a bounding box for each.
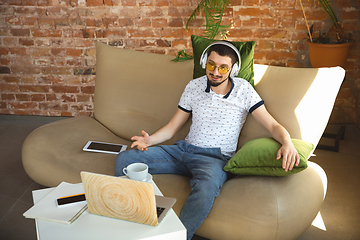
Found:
[172,0,231,62]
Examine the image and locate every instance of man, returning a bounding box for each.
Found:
[115,41,299,240]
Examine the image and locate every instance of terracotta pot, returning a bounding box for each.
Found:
[306,40,353,68]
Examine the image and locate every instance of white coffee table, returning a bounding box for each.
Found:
[31,181,186,240]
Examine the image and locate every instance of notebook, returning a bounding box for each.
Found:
[80,171,176,226]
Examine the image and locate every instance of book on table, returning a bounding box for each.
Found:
[23,182,87,224]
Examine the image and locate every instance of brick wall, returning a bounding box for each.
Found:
[1,0,359,128]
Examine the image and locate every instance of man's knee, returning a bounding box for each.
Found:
[114,150,136,176]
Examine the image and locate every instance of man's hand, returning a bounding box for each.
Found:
[131,130,150,151]
[276,141,300,172]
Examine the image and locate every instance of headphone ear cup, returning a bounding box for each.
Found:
[230,63,239,78]
[200,54,207,69]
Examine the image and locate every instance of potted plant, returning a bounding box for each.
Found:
[299,0,353,68]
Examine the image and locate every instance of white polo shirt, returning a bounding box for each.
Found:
[178,75,264,157]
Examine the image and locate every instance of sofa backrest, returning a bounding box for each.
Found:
[95,42,345,149]
[239,64,345,148]
[94,41,193,144]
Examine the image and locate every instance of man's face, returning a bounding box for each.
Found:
[206,51,233,87]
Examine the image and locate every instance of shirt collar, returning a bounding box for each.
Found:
[205,77,234,99]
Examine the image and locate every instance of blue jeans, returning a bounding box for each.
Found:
[114,140,231,240]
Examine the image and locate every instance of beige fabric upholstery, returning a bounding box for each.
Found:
[22,41,345,240]
[239,64,345,147]
[94,42,193,144]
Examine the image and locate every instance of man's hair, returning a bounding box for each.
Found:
[207,42,238,66]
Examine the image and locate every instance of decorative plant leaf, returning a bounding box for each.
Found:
[172,0,231,62]
[186,0,231,40]
[172,49,194,62]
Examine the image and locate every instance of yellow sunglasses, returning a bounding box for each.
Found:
[206,62,230,74]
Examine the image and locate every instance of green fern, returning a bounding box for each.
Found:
[171,49,194,62]
[172,0,231,62]
[186,0,231,39]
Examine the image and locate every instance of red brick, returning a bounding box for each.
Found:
[129,29,159,38]
[8,102,38,109]
[61,94,76,102]
[139,0,153,6]
[3,76,20,83]
[46,93,58,101]
[42,67,73,75]
[22,0,37,6]
[334,0,352,8]
[168,7,194,17]
[341,9,360,20]
[16,94,31,101]
[152,18,168,28]
[265,51,296,60]
[103,17,119,27]
[39,102,68,111]
[23,17,38,26]
[51,48,67,56]
[30,94,46,101]
[38,0,51,6]
[10,47,27,55]
[0,47,9,55]
[169,0,189,6]
[19,85,50,93]
[103,0,120,6]
[155,0,170,7]
[77,94,91,102]
[6,16,22,25]
[119,18,134,27]
[54,18,70,26]
[31,29,62,37]
[87,0,104,6]
[66,48,82,57]
[242,0,259,6]
[1,94,16,101]
[67,58,83,66]
[253,29,287,39]
[122,0,136,5]
[169,18,184,27]
[31,47,51,56]
[0,83,19,93]
[52,85,80,93]
[19,38,34,46]
[85,18,102,27]
[3,37,18,46]
[135,18,152,28]
[12,66,41,74]
[5,0,22,5]
[10,29,30,36]
[228,28,253,38]
[234,7,269,17]
[81,86,94,94]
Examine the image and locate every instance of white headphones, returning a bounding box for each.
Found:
[200,41,241,78]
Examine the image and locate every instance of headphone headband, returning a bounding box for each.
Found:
[200,41,241,78]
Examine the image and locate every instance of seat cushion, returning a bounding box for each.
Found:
[22,116,131,187]
[153,161,326,240]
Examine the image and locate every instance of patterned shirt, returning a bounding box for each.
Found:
[178,75,264,156]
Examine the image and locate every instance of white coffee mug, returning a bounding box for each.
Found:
[123,163,148,181]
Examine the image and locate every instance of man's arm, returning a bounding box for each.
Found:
[131,108,190,151]
[251,105,300,172]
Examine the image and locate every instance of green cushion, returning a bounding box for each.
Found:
[191,35,256,86]
[223,138,314,177]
